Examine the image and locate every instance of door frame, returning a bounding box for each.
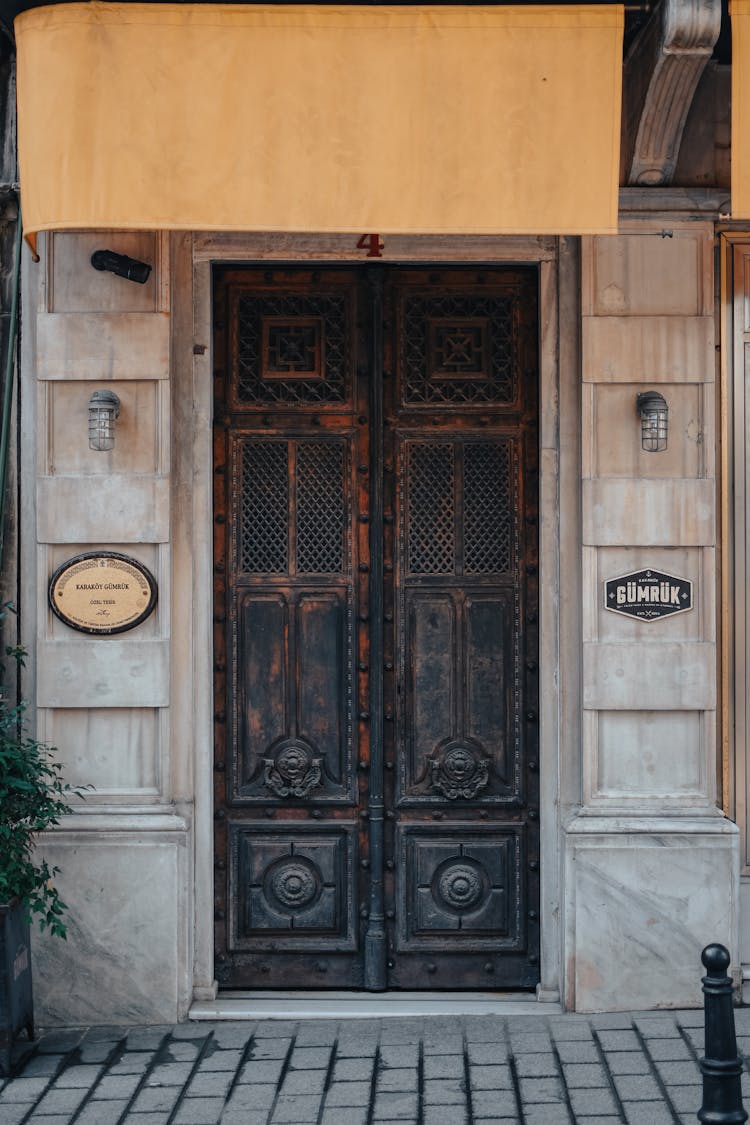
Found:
[176,232,580,1005]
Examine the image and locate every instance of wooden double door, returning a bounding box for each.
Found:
[213,266,539,990]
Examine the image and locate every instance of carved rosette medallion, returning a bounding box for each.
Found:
[264,857,321,913]
[428,739,489,800]
[432,858,488,914]
[263,739,322,798]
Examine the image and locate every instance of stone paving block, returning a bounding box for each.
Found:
[336,1037,381,1058]
[210,1024,260,1049]
[131,1084,183,1112]
[518,1076,565,1105]
[371,1090,420,1116]
[664,1083,702,1114]
[522,1104,573,1125]
[221,1112,272,1125]
[279,1068,327,1096]
[548,1019,595,1040]
[422,1078,466,1104]
[271,1093,326,1122]
[0,1106,34,1125]
[35,1030,86,1055]
[621,1101,676,1125]
[171,1094,226,1123]
[319,1109,370,1125]
[645,1038,693,1061]
[508,1033,552,1053]
[294,1022,339,1047]
[423,1052,464,1078]
[90,1073,144,1099]
[125,1029,173,1051]
[652,1060,700,1085]
[51,1063,102,1087]
[331,1056,375,1081]
[604,1052,651,1075]
[109,1050,152,1072]
[379,1020,424,1043]
[22,1115,72,1125]
[13,1054,63,1078]
[75,1100,131,1124]
[386,1106,460,1125]
[163,1040,204,1062]
[632,1017,681,1038]
[0,1075,50,1102]
[145,1062,194,1085]
[470,1089,518,1117]
[78,1043,121,1064]
[21,1085,87,1114]
[113,1113,171,1125]
[197,1048,243,1072]
[612,1073,662,1101]
[468,1063,513,1090]
[560,1061,608,1088]
[323,1080,372,1106]
[422,1038,463,1055]
[184,1070,234,1098]
[554,1041,600,1064]
[379,1045,419,1069]
[225,1081,277,1108]
[467,1043,506,1065]
[515,1052,559,1077]
[170,1024,215,1040]
[595,1030,640,1051]
[287,1046,332,1070]
[239,1058,286,1083]
[567,1086,619,1116]
[588,1014,636,1030]
[377,1067,418,1091]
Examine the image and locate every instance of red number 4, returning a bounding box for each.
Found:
[357,234,384,258]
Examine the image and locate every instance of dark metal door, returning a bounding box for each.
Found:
[213,266,539,991]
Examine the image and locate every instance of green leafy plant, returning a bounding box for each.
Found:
[0,604,85,938]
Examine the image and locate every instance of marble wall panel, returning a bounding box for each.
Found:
[37,474,169,543]
[46,381,161,476]
[44,707,160,797]
[594,710,705,802]
[37,640,169,708]
[565,825,738,1011]
[37,313,170,380]
[583,641,716,710]
[31,831,188,1024]
[49,232,162,314]
[582,315,714,383]
[583,479,715,546]
[584,226,711,316]
[588,384,704,479]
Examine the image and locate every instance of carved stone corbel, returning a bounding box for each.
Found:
[624,0,721,186]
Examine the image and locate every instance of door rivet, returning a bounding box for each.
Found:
[484,962,494,973]
[311,809,322,819]
[385,761,394,770]
[530,860,539,871]
[214,761,226,773]
[359,563,370,573]
[359,760,368,771]
[427,963,437,973]
[361,859,370,869]
[386,860,395,870]
[386,909,395,919]
[529,809,539,820]
[358,663,369,672]
[387,960,395,968]
[360,907,369,918]
[526,710,537,722]
[529,910,538,919]
[359,711,370,722]
[528,760,538,772]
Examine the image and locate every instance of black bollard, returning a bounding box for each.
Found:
[698,943,748,1124]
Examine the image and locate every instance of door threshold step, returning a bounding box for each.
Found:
[189,991,559,1020]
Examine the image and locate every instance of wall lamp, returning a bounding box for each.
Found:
[636,390,668,452]
[88,390,120,451]
[91,249,152,285]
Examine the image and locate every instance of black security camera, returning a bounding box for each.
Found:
[91,249,152,284]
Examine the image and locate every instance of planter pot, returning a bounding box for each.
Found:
[0,898,35,1076]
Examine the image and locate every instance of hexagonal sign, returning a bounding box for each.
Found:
[604,568,693,622]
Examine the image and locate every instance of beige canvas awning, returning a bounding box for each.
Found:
[15,2,623,240]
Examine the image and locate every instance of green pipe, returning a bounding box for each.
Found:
[0,204,23,572]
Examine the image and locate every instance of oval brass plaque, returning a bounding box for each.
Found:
[49,552,157,635]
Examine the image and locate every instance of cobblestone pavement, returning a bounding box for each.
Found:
[1,1008,749,1125]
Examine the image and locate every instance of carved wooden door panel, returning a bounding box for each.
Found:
[213,266,539,991]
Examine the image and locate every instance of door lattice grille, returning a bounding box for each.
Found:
[405,443,456,575]
[239,441,289,575]
[297,441,347,575]
[464,442,515,575]
[237,293,350,405]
